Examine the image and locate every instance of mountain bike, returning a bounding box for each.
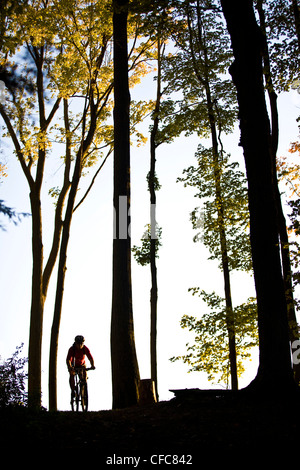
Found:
[70,366,94,412]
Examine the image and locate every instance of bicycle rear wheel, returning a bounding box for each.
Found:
[80,382,88,412]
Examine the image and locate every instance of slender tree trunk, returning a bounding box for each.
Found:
[149,39,162,402]
[48,99,74,411]
[1,50,67,409]
[27,49,48,408]
[28,186,45,408]
[208,104,238,391]
[48,95,98,410]
[27,49,64,407]
[48,176,79,411]
[187,2,238,390]
[111,0,140,409]
[221,0,296,392]
[48,155,82,411]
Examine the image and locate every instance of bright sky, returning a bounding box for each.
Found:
[0,70,299,410]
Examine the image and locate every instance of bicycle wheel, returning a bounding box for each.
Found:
[71,384,80,411]
[80,382,88,412]
[70,390,74,411]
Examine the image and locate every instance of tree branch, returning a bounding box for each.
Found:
[0,103,34,188]
[73,147,112,212]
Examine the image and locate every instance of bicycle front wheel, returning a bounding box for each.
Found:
[71,385,80,412]
[80,382,88,412]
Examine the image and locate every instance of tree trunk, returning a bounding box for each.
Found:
[48,182,79,411]
[1,49,66,409]
[48,94,99,410]
[210,112,238,391]
[149,39,162,402]
[111,0,140,409]
[48,99,76,411]
[220,0,296,392]
[28,186,45,408]
[48,156,81,411]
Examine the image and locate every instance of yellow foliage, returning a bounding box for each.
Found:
[1,0,159,182]
[277,143,300,198]
[0,163,8,180]
[289,141,300,155]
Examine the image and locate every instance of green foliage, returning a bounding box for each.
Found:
[132,224,162,266]
[178,147,252,272]
[277,140,300,312]
[0,344,28,407]
[146,171,161,192]
[257,0,300,92]
[158,0,238,141]
[169,1,255,387]
[170,291,258,387]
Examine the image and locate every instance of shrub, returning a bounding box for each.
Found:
[0,344,28,407]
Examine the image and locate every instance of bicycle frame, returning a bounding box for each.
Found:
[70,366,94,412]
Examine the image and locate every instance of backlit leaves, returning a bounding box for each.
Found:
[170,291,258,386]
[132,224,162,266]
[260,0,300,92]
[178,147,252,272]
[159,0,238,140]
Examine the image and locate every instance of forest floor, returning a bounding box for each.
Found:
[2,388,300,465]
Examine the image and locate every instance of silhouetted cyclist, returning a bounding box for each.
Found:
[66,335,95,393]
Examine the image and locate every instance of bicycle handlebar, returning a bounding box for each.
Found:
[74,366,95,371]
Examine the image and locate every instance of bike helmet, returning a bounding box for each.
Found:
[75,335,85,344]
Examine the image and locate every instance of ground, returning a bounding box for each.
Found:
[2,389,300,464]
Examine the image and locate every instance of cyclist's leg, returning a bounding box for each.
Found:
[69,371,75,391]
[70,378,75,411]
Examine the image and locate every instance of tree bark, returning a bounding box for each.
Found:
[111,0,140,409]
[220,0,296,392]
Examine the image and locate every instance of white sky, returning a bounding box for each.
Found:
[0,72,299,410]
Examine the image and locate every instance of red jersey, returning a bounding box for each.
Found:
[67,344,94,367]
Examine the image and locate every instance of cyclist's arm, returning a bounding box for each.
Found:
[85,346,95,368]
[88,357,95,369]
[66,350,74,372]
